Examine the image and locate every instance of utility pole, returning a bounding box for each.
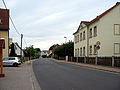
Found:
[21,34,23,57]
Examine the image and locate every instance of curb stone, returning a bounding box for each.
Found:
[30,60,42,90]
[52,58,120,74]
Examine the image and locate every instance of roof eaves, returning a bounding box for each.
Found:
[89,2,120,25]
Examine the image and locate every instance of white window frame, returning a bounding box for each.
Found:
[114,43,120,54]
[83,47,85,56]
[114,24,120,35]
[89,28,92,38]
[89,46,92,55]
[83,31,85,40]
[94,26,97,37]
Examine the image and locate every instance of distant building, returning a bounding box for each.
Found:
[41,50,47,56]
[14,43,24,57]
[0,8,9,57]
[9,38,12,46]
[73,2,120,57]
[46,50,53,57]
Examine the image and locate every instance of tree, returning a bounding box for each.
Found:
[54,41,74,59]
[49,44,59,50]
[34,48,41,58]
[24,45,41,59]
[9,43,17,57]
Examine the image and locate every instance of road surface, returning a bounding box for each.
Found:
[33,58,120,90]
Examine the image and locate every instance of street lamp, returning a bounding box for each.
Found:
[64,36,68,62]
[64,36,67,43]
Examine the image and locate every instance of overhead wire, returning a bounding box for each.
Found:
[1,0,28,47]
[2,0,21,36]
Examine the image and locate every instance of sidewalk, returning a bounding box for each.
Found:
[53,59,120,73]
[0,60,41,90]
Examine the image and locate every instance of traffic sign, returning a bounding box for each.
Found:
[96,41,101,46]
[96,45,100,50]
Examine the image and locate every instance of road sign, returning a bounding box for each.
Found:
[96,45,100,50]
[96,41,101,46]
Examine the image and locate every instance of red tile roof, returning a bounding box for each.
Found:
[81,21,90,25]
[73,2,120,35]
[89,2,120,24]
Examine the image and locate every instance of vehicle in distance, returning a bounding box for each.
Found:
[2,57,21,67]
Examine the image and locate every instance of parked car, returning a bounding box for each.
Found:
[2,57,21,67]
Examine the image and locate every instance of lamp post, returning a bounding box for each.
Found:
[64,36,67,43]
[64,36,68,62]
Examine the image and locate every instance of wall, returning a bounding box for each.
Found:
[0,31,8,57]
[98,4,120,56]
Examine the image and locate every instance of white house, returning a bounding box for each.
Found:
[14,42,24,57]
[73,2,120,57]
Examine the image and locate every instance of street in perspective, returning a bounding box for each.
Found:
[0,0,120,90]
[33,58,120,90]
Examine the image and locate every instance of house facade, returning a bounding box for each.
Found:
[0,9,9,58]
[41,50,47,56]
[14,42,24,57]
[73,2,120,57]
[46,50,53,57]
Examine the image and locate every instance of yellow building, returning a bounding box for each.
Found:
[73,2,120,57]
[9,38,12,46]
[0,9,9,57]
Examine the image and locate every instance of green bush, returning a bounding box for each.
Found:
[20,58,25,64]
[54,54,58,60]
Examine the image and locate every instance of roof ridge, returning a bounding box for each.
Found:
[89,2,120,24]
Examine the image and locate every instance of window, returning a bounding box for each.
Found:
[94,45,97,55]
[75,49,77,56]
[77,35,79,42]
[9,58,15,60]
[114,43,120,54]
[75,34,79,43]
[83,47,85,56]
[89,46,92,55]
[94,26,97,37]
[80,48,82,56]
[80,33,82,41]
[83,31,85,40]
[78,48,79,57]
[89,28,92,38]
[114,24,120,35]
[75,36,76,43]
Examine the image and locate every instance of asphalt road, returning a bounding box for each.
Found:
[33,58,120,90]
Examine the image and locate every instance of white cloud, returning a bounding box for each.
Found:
[5,0,18,9]
[8,0,119,50]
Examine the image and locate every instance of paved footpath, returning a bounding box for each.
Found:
[53,59,120,73]
[0,61,41,90]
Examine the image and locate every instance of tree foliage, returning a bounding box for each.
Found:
[54,41,74,57]
[24,45,40,59]
[9,43,17,57]
[49,44,59,50]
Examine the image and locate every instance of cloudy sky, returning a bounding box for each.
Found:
[0,0,119,50]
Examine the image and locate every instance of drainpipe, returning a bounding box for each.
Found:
[87,25,89,57]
